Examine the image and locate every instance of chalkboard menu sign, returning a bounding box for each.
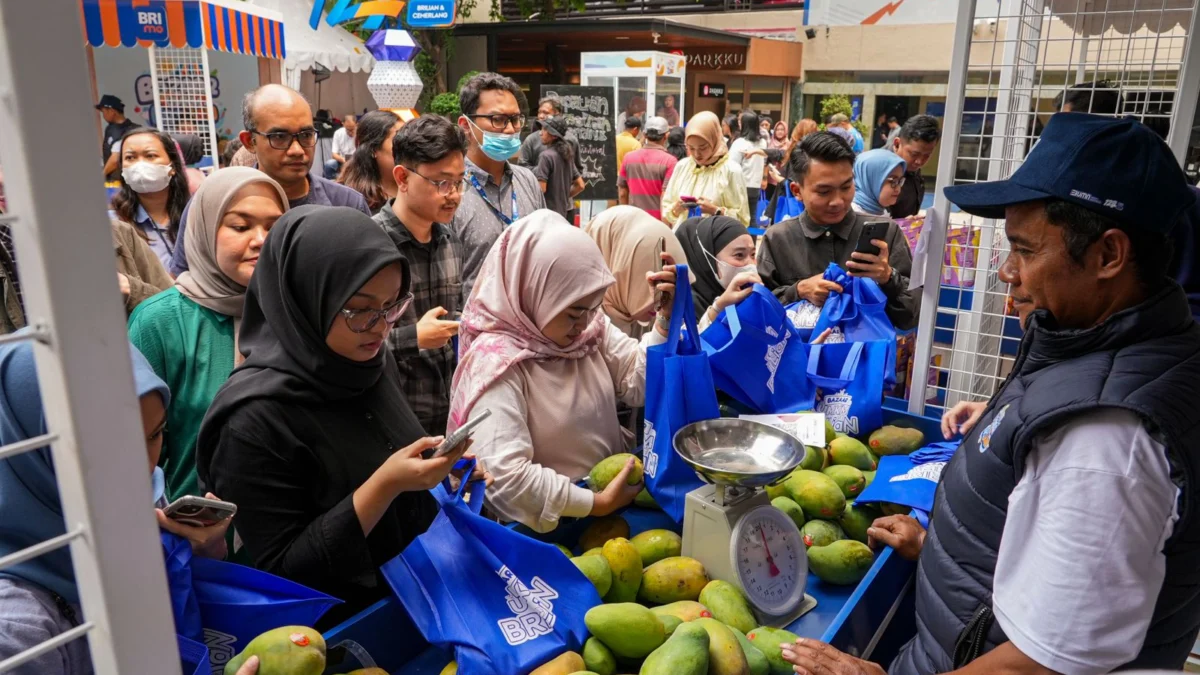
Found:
[541,85,617,201]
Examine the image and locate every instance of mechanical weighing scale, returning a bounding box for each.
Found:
[674,419,817,628]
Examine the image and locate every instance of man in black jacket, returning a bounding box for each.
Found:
[889,115,941,218]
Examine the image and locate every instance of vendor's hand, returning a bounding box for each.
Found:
[713,271,763,313]
[234,656,260,675]
[695,196,720,216]
[155,492,231,560]
[781,638,887,675]
[417,307,460,350]
[847,240,892,286]
[591,457,642,517]
[377,436,470,494]
[796,274,843,307]
[941,400,987,440]
[446,452,494,492]
[867,515,926,562]
[810,328,834,345]
[649,254,678,335]
[117,272,131,298]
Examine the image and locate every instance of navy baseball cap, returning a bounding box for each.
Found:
[95,94,125,112]
[944,113,1195,233]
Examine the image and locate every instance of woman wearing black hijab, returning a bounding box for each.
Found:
[197,205,485,627]
[675,215,760,324]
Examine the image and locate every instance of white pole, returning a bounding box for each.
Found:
[0,1,182,673]
[907,0,980,415]
[1167,1,1200,164]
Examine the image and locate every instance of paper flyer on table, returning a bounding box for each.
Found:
[908,206,938,291]
[739,413,827,446]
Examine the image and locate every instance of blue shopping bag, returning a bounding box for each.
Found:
[177,634,210,675]
[810,264,898,389]
[773,180,804,224]
[383,463,599,675]
[752,193,771,236]
[701,284,816,414]
[806,341,887,437]
[644,266,721,523]
[687,205,703,219]
[856,443,958,518]
[785,300,823,342]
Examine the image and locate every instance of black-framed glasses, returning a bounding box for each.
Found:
[339,293,414,333]
[883,175,907,189]
[408,168,468,197]
[467,113,526,132]
[252,129,319,150]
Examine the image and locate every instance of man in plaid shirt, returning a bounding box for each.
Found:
[374,115,469,435]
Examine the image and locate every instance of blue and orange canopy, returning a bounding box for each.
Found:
[80,0,286,59]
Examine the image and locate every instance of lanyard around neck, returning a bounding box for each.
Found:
[468,173,519,226]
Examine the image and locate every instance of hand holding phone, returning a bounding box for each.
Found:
[853,220,890,257]
[431,409,492,458]
[162,495,237,527]
[679,195,698,204]
[848,219,893,285]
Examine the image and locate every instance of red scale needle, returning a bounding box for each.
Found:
[760,528,780,577]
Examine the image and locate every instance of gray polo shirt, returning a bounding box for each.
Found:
[451,157,545,306]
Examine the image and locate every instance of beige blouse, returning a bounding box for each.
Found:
[466,318,666,532]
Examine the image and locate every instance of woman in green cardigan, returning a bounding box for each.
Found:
[129,167,288,501]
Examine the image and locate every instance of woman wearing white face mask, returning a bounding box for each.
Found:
[675,215,763,328]
[110,128,191,271]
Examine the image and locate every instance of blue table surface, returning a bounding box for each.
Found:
[325,404,941,674]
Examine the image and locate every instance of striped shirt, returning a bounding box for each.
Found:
[618,146,678,221]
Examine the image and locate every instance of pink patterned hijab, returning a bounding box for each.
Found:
[448,210,616,431]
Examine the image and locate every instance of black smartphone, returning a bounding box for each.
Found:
[854,220,890,257]
[162,496,237,527]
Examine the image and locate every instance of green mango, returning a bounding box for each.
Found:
[764,478,789,501]
[553,543,573,558]
[630,529,683,567]
[801,519,844,547]
[770,496,805,531]
[839,503,881,544]
[693,618,750,675]
[579,516,631,552]
[829,436,878,471]
[862,470,876,489]
[745,626,801,675]
[530,651,586,674]
[223,626,325,675]
[634,489,660,509]
[782,470,846,521]
[880,502,910,516]
[868,426,925,456]
[799,445,825,472]
[732,628,769,675]
[602,538,643,603]
[808,540,875,585]
[588,453,644,491]
[572,553,613,597]
[585,603,666,659]
[650,600,712,622]
[639,556,709,604]
[825,419,838,446]
[821,465,866,499]
[658,614,683,636]
[639,622,709,675]
[583,637,618,675]
[698,580,757,635]
[580,547,605,558]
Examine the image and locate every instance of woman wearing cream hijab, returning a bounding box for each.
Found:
[128,167,288,501]
[661,111,750,228]
[586,205,693,339]
[449,210,679,532]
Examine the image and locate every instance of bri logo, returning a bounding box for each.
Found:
[818,389,858,436]
[643,422,659,479]
[977,404,1008,453]
[496,566,559,646]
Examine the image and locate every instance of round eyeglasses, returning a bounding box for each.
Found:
[339,293,414,333]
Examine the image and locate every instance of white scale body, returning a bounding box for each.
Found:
[681,483,817,628]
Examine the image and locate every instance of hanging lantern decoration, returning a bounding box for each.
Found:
[366,29,423,119]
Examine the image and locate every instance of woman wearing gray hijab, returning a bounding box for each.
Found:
[128,167,288,502]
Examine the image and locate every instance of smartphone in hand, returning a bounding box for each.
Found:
[430,409,493,459]
[855,220,890,257]
[162,496,237,527]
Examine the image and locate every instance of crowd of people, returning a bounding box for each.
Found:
[7,65,1200,675]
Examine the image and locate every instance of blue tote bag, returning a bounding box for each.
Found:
[810,263,898,388]
[773,180,804,224]
[177,634,210,675]
[161,532,341,671]
[806,341,887,437]
[644,266,721,523]
[701,284,816,415]
[751,193,771,236]
[383,464,599,675]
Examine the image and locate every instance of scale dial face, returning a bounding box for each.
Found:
[729,505,807,617]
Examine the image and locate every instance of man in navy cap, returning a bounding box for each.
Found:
[781,113,1200,675]
[96,94,137,180]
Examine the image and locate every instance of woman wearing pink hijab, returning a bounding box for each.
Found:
[449,210,677,532]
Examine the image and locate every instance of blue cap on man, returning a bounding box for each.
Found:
[944,113,1195,232]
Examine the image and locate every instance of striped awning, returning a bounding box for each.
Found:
[81,0,286,59]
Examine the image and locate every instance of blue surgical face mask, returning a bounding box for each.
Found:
[465,116,522,162]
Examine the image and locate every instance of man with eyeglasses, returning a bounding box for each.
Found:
[168,85,370,275]
[452,72,546,306]
[373,115,469,435]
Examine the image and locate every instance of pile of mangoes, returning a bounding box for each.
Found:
[763,424,925,587]
[222,626,385,675]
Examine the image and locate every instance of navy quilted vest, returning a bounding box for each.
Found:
[891,284,1200,674]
